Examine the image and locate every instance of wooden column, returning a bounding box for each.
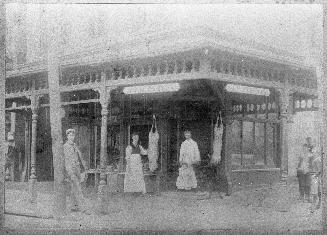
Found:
[97,74,115,214]
[156,101,169,190]
[118,93,125,172]
[0,1,6,226]
[322,5,327,230]
[278,88,291,183]
[47,7,66,217]
[10,102,16,134]
[6,102,17,181]
[22,115,30,182]
[28,95,40,204]
[222,93,233,195]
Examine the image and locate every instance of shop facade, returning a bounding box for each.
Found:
[4,28,318,199]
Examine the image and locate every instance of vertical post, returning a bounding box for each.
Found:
[272,88,293,212]
[278,88,291,183]
[222,93,233,196]
[7,103,17,181]
[28,95,40,204]
[157,102,169,190]
[322,5,327,230]
[97,74,115,214]
[118,93,125,172]
[23,116,30,182]
[47,6,66,217]
[10,102,16,134]
[0,1,6,226]
[98,77,108,203]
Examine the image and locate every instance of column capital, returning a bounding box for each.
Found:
[59,107,65,120]
[93,86,117,109]
[26,94,42,114]
[277,88,293,121]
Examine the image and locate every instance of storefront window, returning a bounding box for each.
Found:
[242,121,254,166]
[230,120,242,166]
[267,123,279,168]
[254,122,265,166]
[230,91,280,170]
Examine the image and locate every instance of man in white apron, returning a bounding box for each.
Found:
[176,130,201,190]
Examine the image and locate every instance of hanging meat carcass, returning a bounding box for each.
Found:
[210,112,223,165]
[148,115,159,172]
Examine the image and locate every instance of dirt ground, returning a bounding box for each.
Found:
[2,181,323,234]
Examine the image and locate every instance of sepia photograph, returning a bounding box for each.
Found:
[0,0,327,234]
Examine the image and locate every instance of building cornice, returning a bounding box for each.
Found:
[6,27,314,78]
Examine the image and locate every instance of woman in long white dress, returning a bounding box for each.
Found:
[124,132,148,193]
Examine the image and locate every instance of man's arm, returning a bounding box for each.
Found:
[193,142,201,163]
[140,145,147,155]
[179,142,185,164]
[126,145,132,160]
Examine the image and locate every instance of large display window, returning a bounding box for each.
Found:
[229,90,280,170]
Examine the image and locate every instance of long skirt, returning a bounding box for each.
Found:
[176,165,197,190]
[124,154,146,193]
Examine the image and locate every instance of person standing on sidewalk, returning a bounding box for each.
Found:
[176,130,201,191]
[124,132,148,194]
[297,137,315,203]
[63,128,90,214]
[310,149,322,213]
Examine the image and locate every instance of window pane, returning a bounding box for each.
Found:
[267,123,279,168]
[242,121,254,166]
[230,120,242,167]
[254,122,265,166]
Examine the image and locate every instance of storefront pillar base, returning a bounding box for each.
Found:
[52,182,67,219]
[28,177,37,204]
[97,181,108,214]
[273,171,291,212]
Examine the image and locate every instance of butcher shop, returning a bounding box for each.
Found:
[4,26,317,199]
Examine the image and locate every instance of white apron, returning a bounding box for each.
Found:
[124,146,146,193]
[176,138,200,190]
[176,165,197,190]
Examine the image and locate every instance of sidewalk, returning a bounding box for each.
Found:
[2,181,324,234]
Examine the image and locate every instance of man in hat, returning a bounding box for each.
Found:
[63,128,90,214]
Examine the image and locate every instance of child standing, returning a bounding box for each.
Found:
[310,151,322,213]
[297,137,315,202]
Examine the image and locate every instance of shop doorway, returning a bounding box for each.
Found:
[165,100,216,191]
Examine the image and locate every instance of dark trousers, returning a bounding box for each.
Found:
[297,171,311,199]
